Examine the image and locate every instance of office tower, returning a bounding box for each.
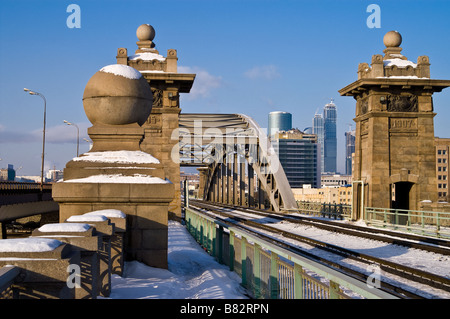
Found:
[435,137,450,202]
[272,129,320,188]
[268,111,292,137]
[345,129,356,175]
[323,99,337,173]
[0,164,16,181]
[312,112,324,173]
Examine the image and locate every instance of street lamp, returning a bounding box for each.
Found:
[83,138,93,151]
[63,120,79,157]
[24,88,46,190]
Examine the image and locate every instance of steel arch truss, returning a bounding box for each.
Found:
[178,113,297,211]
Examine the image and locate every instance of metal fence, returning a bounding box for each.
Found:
[185,207,397,299]
[294,201,351,220]
[295,200,450,239]
[365,207,450,239]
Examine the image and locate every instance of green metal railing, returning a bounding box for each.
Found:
[365,207,450,239]
[294,199,450,239]
[295,201,351,220]
[185,207,398,299]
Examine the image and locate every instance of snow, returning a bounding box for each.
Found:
[140,70,167,74]
[84,209,126,219]
[66,215,108,222]
[129,52,166,62]
[63,174,170,184]
[209,208,450,298]
[100,64,142,80]
[384,58,417,68]
[73,151,160,164]
[0,238,62,253]
[104,221,249,299]
[37,223,91,232]
[377,76,429,79]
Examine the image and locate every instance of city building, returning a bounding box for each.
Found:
[345,129,355,175]
[268,111,292,137]
[46,169,64,182]
[436,137,450,202]
[323,99,337,174]
[0,164,15,181]
[312,112,324,173]
[292,184,352,205]
[272,129,320,188]
[321,174,352,187]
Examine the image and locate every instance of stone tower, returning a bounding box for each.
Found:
[53,63,175,269]
[116,24,196,220]
[339,31,450,219]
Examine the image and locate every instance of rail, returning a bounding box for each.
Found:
[0,266,21,299]
[0,181,53,194]
[184,206,398,299]
[365,207,450,239]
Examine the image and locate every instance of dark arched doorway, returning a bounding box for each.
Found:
[391,181,414,225]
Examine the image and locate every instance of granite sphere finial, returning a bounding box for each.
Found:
[82,64,152,126]
[136,24,155,41]
[383,30,402,47]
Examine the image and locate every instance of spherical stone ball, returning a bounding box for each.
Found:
[83,64,153,126]
[383,30,402,47]
[136,24,155,41]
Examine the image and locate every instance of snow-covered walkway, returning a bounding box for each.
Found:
[106,221,249,299]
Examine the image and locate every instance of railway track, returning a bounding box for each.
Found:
[194,200,450,255]
[187,200,450,299]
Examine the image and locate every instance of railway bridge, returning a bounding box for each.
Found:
[1,25,450,299]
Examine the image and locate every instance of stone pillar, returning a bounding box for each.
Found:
[339,31,450,219]
[197,167,209,200]
[52,63,175,269]
[117,24,195,221]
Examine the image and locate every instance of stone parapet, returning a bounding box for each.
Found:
[65,214,113,297]
[31,223,101,298]
[0,238,80,299]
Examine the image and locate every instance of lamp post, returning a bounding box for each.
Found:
[24,88,46,190]
[83,138,93,151]
[63,120,80,157]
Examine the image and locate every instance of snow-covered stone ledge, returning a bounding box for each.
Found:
[0,237,80,299]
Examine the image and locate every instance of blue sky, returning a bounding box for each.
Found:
[1,0,450,176]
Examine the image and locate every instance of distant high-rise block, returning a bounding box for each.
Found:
[345,130,355,176]
[435,137,450,202]
[272,129,320,188]
[312,113,324,173]
[323,100,337,174]
[268,111,292,136]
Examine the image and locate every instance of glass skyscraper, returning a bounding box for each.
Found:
[312,113,324,173]
[268,111,292,137]
[323,100,337,173]
[272,129,320,188]
[345,129,355,175]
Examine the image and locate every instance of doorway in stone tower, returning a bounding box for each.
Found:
[391,182,414,225]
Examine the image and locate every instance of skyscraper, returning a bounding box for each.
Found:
[268,111,292,137]
[272,129,320,188]
[345,129,355,175]
[323,99,337,173]
[312,113,324,173]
